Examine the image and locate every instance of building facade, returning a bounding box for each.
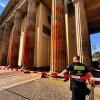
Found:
[0,0,100,72]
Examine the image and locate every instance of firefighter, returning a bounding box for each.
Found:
[60,55,95,100]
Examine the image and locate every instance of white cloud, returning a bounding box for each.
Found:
[0,2,6,8]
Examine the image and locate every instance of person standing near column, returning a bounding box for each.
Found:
[60,55,95,100]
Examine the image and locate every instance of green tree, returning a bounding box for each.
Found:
[92,51,100,61]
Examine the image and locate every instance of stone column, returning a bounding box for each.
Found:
[73,0,92,67]
[64,0,77,64]
[0,28,4,65]
[51,0,66,72]
[8,11,22,67]
[0,23,11,65]
[22,0,37,70]
[0,28,4,48]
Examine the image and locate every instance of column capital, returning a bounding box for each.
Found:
[27,0,41,4]
[72,0,79,4]
[14,10,23,18]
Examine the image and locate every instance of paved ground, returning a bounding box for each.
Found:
[0,78,71,100]
[0,69,100,100]
[92,70,100,100]
[0,70,41,90]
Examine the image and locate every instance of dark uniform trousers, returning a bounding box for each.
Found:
[72,85,86,100]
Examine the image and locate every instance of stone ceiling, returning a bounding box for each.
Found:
[0,0,100,33]
[85,0,100,33]
[43,0,100,33]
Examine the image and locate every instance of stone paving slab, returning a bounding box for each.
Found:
[0,78,71,100]
[0,78,100,100]
[0,71,41,91]
[0,70,99,100]
[94,85,100,100]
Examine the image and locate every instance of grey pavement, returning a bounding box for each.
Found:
[0,78,71,100]
[0,70,100,100]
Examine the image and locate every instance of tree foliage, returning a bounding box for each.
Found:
[93,51,100,57]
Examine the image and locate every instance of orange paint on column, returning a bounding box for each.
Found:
[51,0,66,72]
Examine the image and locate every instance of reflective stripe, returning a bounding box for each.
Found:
[74,66,85,70]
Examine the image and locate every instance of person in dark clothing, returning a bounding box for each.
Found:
[60,55,95,100]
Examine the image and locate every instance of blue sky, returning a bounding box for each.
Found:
[0,0,9,14]
[0,0,100,54]
[90,33,100,53]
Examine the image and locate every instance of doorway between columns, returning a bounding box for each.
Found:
[34,3,51,71]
